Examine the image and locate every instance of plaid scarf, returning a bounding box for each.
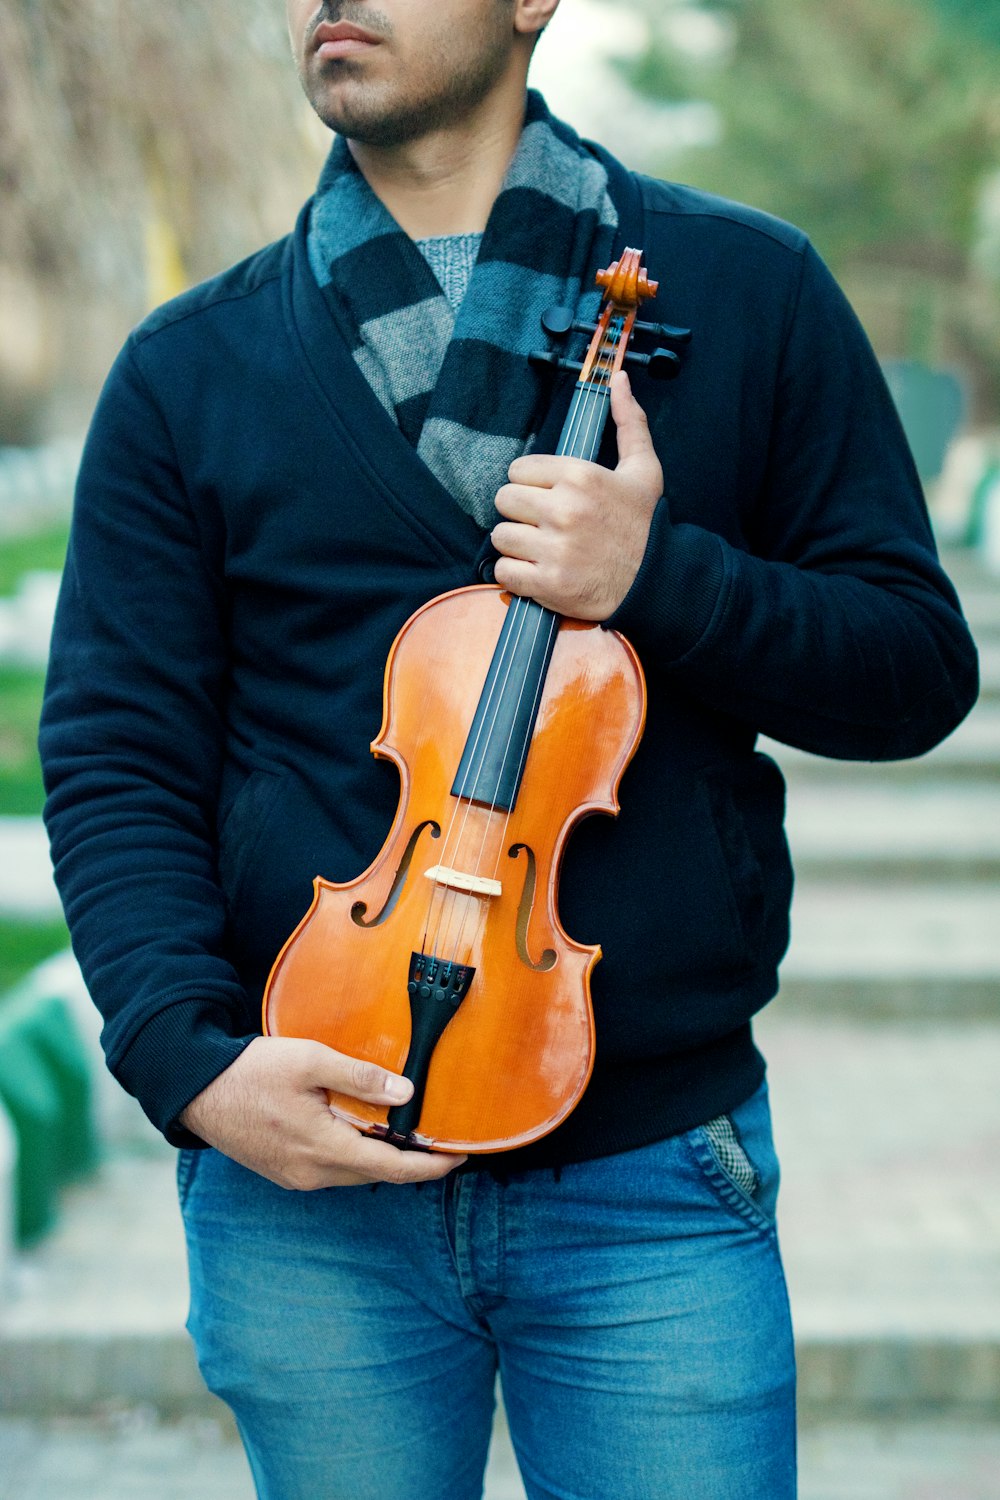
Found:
[307,91,619,526]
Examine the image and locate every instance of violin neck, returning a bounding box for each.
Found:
[555,299,628,462]
[556,376,612,463]
[451,366,620,814]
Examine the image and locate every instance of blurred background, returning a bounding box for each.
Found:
[1,2,998,1496]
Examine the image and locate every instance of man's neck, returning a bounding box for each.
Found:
[347,86,527,239]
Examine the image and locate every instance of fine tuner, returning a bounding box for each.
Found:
[530,303,693,381]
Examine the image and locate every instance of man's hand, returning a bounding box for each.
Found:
[491,371,664,619]
[178,1035,466,1190]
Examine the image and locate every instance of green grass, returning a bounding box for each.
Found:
[0,664,48,815]
[0,527,66,813]
[0,528,71,993]
[0,917,70,998]
[0,522,69,597]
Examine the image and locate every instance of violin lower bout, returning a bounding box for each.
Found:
[262,585,646,1154]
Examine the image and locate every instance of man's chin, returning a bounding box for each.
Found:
[305,80,394,142]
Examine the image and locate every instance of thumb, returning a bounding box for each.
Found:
[292,1037,413,1105]
[611,371,657,471]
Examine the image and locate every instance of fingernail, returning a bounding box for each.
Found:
[385,1075,411,1102]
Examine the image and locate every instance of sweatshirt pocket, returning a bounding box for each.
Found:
[701,766,766,965]
[216,768,285,915]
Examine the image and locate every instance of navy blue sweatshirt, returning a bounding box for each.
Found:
[40,148,978,1167]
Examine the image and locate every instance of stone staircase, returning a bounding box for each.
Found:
[0,548,997,1497]
[757,545,1000,1417]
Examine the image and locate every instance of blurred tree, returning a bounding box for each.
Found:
[617,0,1000,269]
[612,0,1000,413]
[0,1,322,437]
[927,0,1000,50]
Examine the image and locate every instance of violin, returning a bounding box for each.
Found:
[263,249,689,1153]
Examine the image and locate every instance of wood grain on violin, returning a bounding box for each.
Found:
[263,250,690,1153]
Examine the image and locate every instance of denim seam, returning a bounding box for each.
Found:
[496,1180,507,1302]
[453,1176,481,1311]
[686,1128,776,1236]
[176,1146,202,1213]
[439,1176,464,1286]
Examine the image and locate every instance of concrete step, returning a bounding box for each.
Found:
[955,584,1000,639]
[784,782,1000,878]
[978,638,1000,700]
[0,1412,999,1500]
[763,704,1000,783]
[780,881,1000,1017]
[1,1009,997,1423]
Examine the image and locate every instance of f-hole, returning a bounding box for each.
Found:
[509,843,556,971]
[351,820,440,928]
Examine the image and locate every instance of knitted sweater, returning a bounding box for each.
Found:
[40,146,978,1168]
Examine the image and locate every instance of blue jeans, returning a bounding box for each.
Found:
[179,1081,795,1500]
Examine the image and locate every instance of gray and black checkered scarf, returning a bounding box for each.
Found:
[307,91,619,526]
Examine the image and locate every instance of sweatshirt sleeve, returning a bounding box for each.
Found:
[39,338,255,1144]
[607,242,979,760]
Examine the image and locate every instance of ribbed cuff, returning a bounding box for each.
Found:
[605,498,727,662]
[112,996,257,1147]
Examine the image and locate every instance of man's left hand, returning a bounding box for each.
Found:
[491,371,664,619]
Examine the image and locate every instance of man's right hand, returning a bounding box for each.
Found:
[177,1035,466,1189]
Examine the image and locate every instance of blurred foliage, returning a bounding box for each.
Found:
[609,0,1000,414]
[0,527,69,818]
[0,1,318,332]
[928,0,1000,50]
[0,523,69,597]
[0,918,70,998]
[617,0,1000,272]
[0,664,49,814]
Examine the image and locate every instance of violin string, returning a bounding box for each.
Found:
[443,598,551,971]
[447,316,627,969]
[420,593,531,958]
[426,310,627,972]
[415,596,522,958]
[557,315,623,462]
[473,358,620,899]
[479,609,558,895]
[422,593,535,963]
[426,324,616,966]
[426,596,533,964]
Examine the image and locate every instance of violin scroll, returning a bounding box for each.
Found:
[595,248,658,310]
[532,250,692,382]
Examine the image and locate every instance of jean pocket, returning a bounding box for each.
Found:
[217,768,285,916]
[703,1114,759,1197]
[176,1146,203,1213]
[687,1083,779,1232]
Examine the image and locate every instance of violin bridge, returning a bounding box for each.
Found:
[424,864,502,898]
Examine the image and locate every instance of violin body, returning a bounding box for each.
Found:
[263,583,645,1152]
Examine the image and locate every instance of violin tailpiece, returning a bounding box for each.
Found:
[384,952,477,1143]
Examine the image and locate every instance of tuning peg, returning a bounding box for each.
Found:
[634,320,693,350]
[540,306,575,339]
[529,350,586,374]
[539,306,600,341]
[625,347,682,381]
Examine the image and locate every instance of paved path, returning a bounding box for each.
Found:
[2,1006,998,1417]
[2,544,998,1497]
[1,1412,999,1500]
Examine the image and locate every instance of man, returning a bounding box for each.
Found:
[40,1,977,1496]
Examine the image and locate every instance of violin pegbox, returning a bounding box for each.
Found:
[531,248,692,383]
